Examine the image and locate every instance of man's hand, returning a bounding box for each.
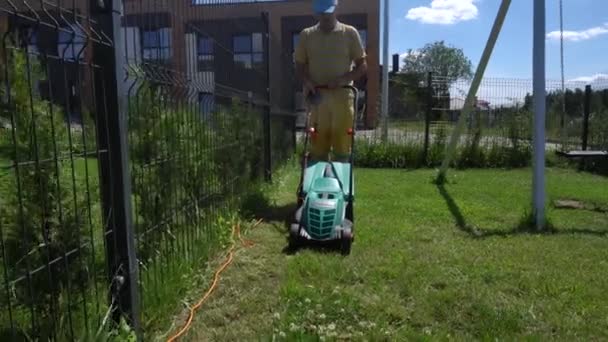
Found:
[328,57,367,89]
[327,75,348,89]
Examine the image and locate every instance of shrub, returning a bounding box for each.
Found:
[0,49,97,339]
[352,116,535,170]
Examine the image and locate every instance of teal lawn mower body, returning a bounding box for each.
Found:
[290,85,359,255]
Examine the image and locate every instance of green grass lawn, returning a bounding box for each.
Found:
[176,165,608,341]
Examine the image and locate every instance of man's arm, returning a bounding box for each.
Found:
[294,32,316,95]
[296,62,316,96]
[341,57,368,83]
[296,62,312,85]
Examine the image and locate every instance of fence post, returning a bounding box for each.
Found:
[91,0,140,336]
[582,84,591,151]
[262,11,272,181]
[263,110,272,181]
[291,115,297,156]
[423,72,433,163]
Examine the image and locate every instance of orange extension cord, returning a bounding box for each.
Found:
[166,219,263,342]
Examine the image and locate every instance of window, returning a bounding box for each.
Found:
[199,92,215,117]
[292,33,300,64]
[233,33,264,69]
[197,36,214,61]
[58,25,86,61]
[24,27,38,54]
[292,33,300,51]
[142,28,171,61]
[197,35,214,71]
[358,29,367,49]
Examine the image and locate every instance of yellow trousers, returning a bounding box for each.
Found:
[310,89,354,160]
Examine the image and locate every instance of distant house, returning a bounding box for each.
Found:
[446,96,495,126]
[450,96,491,111]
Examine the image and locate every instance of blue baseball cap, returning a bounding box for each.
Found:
[313,0,338,14]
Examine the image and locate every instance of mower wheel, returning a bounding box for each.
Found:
[343,219,354,243]
[289,223,301,248]
[340,228,353,256]
[294,206,303,223]
[346,201,354,222]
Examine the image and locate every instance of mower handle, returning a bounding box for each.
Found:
[299,85,359,201]
[313,85,358,93]
[306,85,358,103]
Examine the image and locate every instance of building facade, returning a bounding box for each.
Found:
[121,0,380,128]
[1,0,380,128]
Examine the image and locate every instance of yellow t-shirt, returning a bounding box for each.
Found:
[294,22,366,86]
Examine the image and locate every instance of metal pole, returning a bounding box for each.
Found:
[533,0,546,230]
[381,0,389,141]
[582,85,591,151]
[437,0,512,180]
[424,72,432,163]
[262,11,272,181]
[392,53,399,74]
[91,0,140,336]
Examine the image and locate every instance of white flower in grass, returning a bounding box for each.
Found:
[328,323,336,331]
[273,312,281,320]
[304,298,312,304]
[279,331,286,338]
[319,313,326,320]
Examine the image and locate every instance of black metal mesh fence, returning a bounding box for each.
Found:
[0,1,113,340]
[1,0,297,339]
[360,72,608,169]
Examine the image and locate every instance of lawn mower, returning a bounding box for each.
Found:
[289,85,360,255]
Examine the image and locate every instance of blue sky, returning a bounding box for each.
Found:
[386,0,608,82]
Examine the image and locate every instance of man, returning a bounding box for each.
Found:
[294,0,367,161]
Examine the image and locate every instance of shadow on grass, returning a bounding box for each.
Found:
[282,239,344,256]
[240,188,295,223]
[436,183,608,239]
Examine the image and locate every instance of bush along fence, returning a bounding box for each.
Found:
[0,1,296,340]
[357,72,608,172]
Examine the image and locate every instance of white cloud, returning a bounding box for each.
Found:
[547,23,608,42]
[406,0,479,25]
[568,73,608,83]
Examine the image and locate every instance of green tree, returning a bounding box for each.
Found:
[401,41,473,80]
